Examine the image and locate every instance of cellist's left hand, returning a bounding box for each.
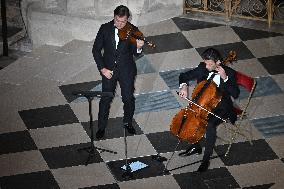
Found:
[216,66,227,80]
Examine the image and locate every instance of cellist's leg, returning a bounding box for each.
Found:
[198,118,221,172]
[202,121,217,162]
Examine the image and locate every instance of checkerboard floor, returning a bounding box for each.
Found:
[1,15,284,189]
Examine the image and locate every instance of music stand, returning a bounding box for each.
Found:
[72,90,117,165]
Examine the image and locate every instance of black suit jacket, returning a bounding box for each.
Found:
[92,20,141,79]
[179,63,240,123]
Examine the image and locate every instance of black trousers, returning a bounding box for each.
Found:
[192,112,225,162]
[98,67,135,130]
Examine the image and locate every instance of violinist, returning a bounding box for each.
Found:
[92,5,144,139]
[178,48,240,172]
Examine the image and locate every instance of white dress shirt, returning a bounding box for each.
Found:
[115,27,142,53]
[115,28,119,49]
[180,71,228,88]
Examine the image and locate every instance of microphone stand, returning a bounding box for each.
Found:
[73,91,117,165]
[121,124,133,179]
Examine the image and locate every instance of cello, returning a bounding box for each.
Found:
[170,51,237,144]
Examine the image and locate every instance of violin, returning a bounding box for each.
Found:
[118,22,156,48]
[170,51,237,144]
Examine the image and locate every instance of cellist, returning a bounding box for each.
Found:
[178,48,240,172]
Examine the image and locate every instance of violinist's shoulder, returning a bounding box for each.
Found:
[102,20,114,28]
[198,62,206,68]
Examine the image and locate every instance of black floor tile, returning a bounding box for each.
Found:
[59,80,102,103]
[196,42,255,61]
[135,91,181,114]
[242,183,275,189]
[215,139,279,166]
[0,170,60,189]
[238,76,283,99]
[252,115,284,138]
[19,104,79,129]
[106,155,169,182]
[143,32,192,54]
[253,76,283,97]
[0,131,37,155]
[172,17,222,31]
[173,167,240,189]
[159,68,196,90]
[258,54,284,75]
[81,117,143,141]
[231,26,283,41]
[79,183,120,189]
[135,54,156,75]
[146,131,190,153]
[40,143,103,169]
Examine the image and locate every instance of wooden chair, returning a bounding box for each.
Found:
[220,71,257,156]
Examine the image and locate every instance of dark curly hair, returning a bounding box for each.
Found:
[114,5,130,18]
[201,48,223,62]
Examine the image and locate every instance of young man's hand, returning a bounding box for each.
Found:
[215,66,228,80]
[136,39,144,50]
[101,68,113,79]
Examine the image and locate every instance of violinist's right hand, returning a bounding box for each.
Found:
[179,85,188,98]
[101,68,113,79]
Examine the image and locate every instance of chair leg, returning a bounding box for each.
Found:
[224,127,236,157]
[224,122,253,156]
[233,123,253,145]
[225,143,232,157]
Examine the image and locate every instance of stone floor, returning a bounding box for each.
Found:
[0,14,284,189]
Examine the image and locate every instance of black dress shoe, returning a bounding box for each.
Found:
[124,123,136,134]
[178,147,202,157]
[197,160,210,172]
[96,129,105,139]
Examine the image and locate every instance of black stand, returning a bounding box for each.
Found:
[162,140,181,174]
[121,124,133,179]
[151,154,167,162]
[73,91,117,165]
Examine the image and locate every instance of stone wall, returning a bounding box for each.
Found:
[0,0,23,27]
[22,0,183,48]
